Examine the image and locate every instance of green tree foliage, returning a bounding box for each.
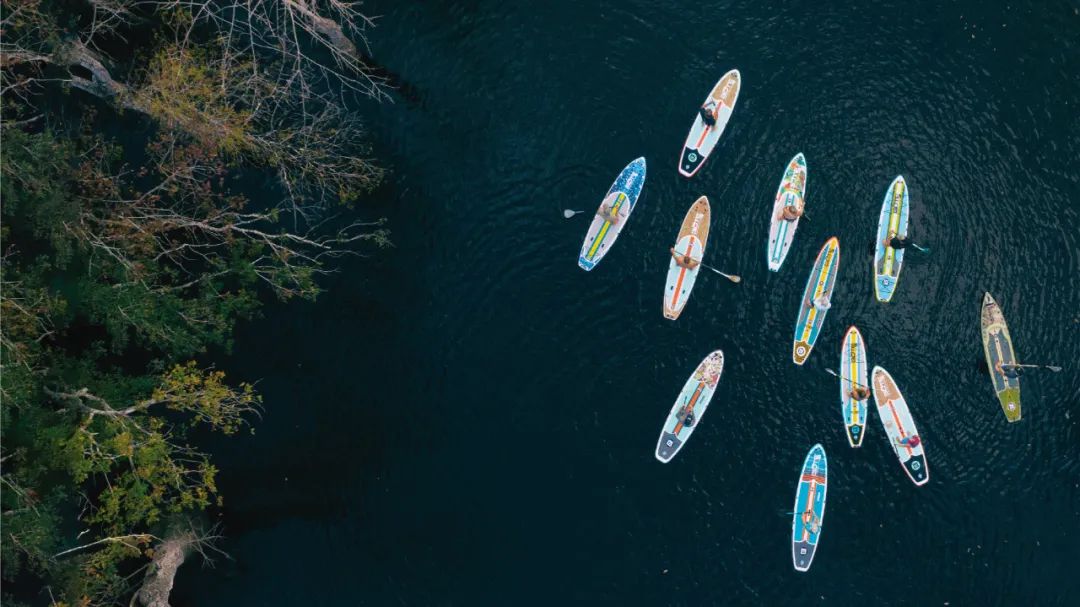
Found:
[1,0,390,603]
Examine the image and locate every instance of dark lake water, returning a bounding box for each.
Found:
[178,1,1080,604]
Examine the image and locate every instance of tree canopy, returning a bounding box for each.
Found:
[1,0,389,604]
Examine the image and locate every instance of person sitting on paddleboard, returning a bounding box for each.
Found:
[597,203,620,225]
[678,406,695,428]
[849,385,870,401]
[807,293,831,311]
[698,102,717,127]
[777,202,804,222]
[897,435,921,448]
[996,362,1023,379]
[669,247,700,270]
[883,234,911,249]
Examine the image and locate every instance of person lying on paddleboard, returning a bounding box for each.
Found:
[698,102,718,127]
[849,385,870,401]
[896,435,921,448]
[777,202,804,222]
[669,247,701,270]
[597,203,620,225]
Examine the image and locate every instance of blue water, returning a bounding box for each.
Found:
[178,1,1080,604]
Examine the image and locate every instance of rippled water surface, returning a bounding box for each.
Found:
[180,1,1080,605]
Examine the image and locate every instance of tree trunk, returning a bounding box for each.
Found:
[134,531,196,607]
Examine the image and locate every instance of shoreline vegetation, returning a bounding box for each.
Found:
[1,1,390,604]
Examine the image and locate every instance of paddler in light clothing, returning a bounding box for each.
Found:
[597,201,621,225]
[669,247,700,270]
[807,293,832,311]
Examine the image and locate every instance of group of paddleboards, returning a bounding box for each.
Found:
[573,68,1049,572]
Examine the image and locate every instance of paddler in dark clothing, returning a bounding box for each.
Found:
[883,234,911,249]
[699,102,718,127]
[997,362,1023,379]
[676,404,695,428]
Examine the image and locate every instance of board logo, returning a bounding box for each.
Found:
[687,152,698,163]
[690,213,704,233]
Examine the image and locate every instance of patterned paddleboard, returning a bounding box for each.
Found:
[873,176,910,302]
[655,350,724,463]
[791,444,827,572]
[793,237,841,365]
[767,153,808,272]
[578,157,647,271]
[840,326,869,447]
[678,69,741,178]
[664,196,711,320]
[871,366,929,486]
[981,292,1021,422]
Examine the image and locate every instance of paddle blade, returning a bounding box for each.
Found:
[725,274,742,283]
[563,209,576,218]
[1047,365,1063,372]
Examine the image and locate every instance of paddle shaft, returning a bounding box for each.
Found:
[825,368,868,390]
[1003,363,1063,372]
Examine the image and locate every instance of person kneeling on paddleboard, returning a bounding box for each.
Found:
[897,435,921,448]
[678,405,695,428]
[669,247,700,270]
[777,203,804,222]
[849,385,870,401]
[698,102,717,127]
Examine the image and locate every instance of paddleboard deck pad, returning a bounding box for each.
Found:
[655,351,724,463]
[767,153,807,271]
[840,326,869,447]
[678,69,740,178]
[793,237,840,365]
[871,366,929,486]
[664,196,711,319]
[873,176,910,302]
[792,444,827,572]
[981,292,1021,422]
[578,157,647,271]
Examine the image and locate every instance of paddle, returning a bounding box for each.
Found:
[1002,363,1063,372]
[910,242,931,254]
[563,209,585,218]
[699,263,742,284]
[824,368,867,389]
[669,249,742,283]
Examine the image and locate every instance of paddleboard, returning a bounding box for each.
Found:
[840,326,869,447]
[873,176,910,302]
[767,153,807,271]
[791,444,827,572]
[871,366,929,486]
[793,237,840,365]
[664,196,711,320]
[578,157,647,271]
[981,292,1021,422]
[678,69,740,178]
[655,350,724,463]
